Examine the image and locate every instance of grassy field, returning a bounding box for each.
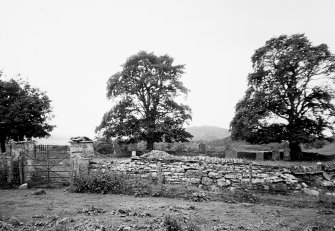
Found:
[0,188,335,231]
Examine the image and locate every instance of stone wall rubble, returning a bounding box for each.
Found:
[90,152,335,191]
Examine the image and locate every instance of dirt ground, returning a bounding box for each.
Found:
[0,189,334,231]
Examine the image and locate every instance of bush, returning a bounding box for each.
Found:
[0,167,8,188]
[72,172,133,194]
[71,171,211,202]
[0,160,21,188]
[318,192,335,208]
[93,142,114,155]
[72,171,263,205]
[71,171,160,196]
[163,215,184,231]
[163,214,201,231]
[0,163,18,189]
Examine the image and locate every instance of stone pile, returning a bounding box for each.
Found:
[140,150,175,159]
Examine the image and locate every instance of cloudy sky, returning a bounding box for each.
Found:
[1,0,335,144]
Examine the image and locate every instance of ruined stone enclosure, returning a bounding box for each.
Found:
[90,151,335,192]
[1,143,335,193]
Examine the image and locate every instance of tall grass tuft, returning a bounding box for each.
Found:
[163,214,201,231]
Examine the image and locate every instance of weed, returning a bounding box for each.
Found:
[220,188,258,203]
[0,162,16,189]
[71,171,155,196]
[163,214,201,231]
[0,167,8,187]
[184,222,201,231]
[318,192,335,208]
[163,215,184,231]
[71,171,212,202]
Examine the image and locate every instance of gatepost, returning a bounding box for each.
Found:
[6,141,35,183]
[283,142,290,160]
[199,143,206,152]
[272,149,280,161]
[69,137,93,184]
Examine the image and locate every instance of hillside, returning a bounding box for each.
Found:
[35,126,230,144]
[186,126,230,141]
[36,134,71,145]
[305,143,335,155]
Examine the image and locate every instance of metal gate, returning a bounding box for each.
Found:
[20,144,71,186]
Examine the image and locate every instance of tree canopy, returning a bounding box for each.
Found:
[96,51,193,150]
[0,73,54,152]
[230,34,335,160]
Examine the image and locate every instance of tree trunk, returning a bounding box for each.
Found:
[289,141,302,161]
[0,138,6,153]
[146,139,154,151]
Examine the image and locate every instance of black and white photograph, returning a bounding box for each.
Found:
[1,0,335,230]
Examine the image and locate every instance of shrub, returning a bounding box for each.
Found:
[163,214,201,231]
[318,192,335,208]
[71,171,157,196]
[163,215,184,231]
[71,171,212,202]
[72,172,129,194]
[0,159,21,188]
[93,142,114,155]
[0,166,8,188]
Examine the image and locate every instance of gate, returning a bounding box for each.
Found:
[21,144,72,186]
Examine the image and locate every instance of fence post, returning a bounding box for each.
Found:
[70,157,75,187]
[18,155,24,184]
[157,161,162,186]
[249,162,253,189]
[47,158,50,186]
[7,144,13,183]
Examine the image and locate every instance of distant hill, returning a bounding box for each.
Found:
[36,134,71,145]
[305,143,335,155]
[186,126,230,141]
[34,126,230,144]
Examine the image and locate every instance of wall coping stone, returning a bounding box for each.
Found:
[107,156,335,175]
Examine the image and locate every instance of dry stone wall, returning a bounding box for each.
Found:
[89,154,335,191]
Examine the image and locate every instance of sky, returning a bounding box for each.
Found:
[1,0,335,144]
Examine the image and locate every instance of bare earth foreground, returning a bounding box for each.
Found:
[0,189,334,231]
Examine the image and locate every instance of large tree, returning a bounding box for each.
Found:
[230,34,335,160]
[0,73,54,152]
[96,51,193,150]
